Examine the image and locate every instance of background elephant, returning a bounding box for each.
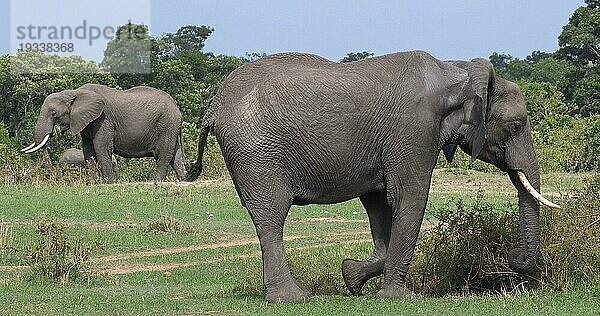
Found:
[185,51,559,303]
[22,84,186,183]
[59,148,119,179]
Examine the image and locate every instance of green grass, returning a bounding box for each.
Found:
[0,171,597,315]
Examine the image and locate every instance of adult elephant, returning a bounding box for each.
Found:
[184,51,560,303]
[59,148,119,179]
[22,84,186,183]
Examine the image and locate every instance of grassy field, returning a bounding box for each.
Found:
[0,170,597,315]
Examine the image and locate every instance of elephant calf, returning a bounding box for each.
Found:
[185,51,561,303]
[22,84,187,183]
[59,148,119,178]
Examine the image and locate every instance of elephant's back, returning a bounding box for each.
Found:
[110,87,181,124]
[209,53,375,125]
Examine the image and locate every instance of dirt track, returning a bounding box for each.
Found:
[94,236,373,275]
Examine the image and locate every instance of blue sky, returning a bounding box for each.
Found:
[0,0,585,62]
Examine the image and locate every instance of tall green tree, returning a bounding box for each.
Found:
[151,59,209,123]
[489,52,514,77]
[101,23,154,89]
[556,0,600,114]
[162,25,214,57]
[518,81,570,126]
[558,0,600,66]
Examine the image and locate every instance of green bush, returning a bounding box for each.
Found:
[408,193,523,295]
[0,122,21,163]
[409,174,600,295]
[533,114,600,172]
[27,221,100,283]
[540,173,600,289]
[519,81,571,126]
[116,157,159,182]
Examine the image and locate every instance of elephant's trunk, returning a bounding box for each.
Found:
[22,115,53,154]
[507,167,542,274]
[503,121,561,275]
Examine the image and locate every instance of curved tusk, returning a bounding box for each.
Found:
[24,134,50,154]
[21,142,36,152]
[516,171,561,209]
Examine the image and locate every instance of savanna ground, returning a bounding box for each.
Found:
[0,169,598,315]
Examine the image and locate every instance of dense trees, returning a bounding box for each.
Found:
[100,23,244,123]
[492,1,600,116]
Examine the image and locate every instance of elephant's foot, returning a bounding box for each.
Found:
[265,279,310,303]
[341,258,384,295]
[376,283,414,299]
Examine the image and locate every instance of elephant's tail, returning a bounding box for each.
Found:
[183,121,210,182]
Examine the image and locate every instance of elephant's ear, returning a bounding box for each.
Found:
[464,58,495,161]
[443,144,458,163]
[69,89,105,135]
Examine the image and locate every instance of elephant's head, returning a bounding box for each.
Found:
[22,88,104,154]
[445,58,560,275]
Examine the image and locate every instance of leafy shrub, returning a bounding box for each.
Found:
[0,122,21,164]
[27,221,100,283]
[147,215,183,234]
[533,114,600,172]
[409,174,600,295]
[116,157,158,182]
[519,80,571,126]
[540,172,600,289]
[408,193,524,295]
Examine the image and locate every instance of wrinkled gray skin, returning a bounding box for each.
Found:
[59,148,119,179]
[26,84,186,183]
[186,51,543,303]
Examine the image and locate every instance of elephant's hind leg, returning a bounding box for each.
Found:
[155,132,179,181]
[242,184,309,303]
[170,144,187,181]
[342,191,392,295]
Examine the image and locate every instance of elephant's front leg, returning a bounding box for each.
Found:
[377,188,429,299]
[82,138,96,162]
[342,191,391,294]
[92,131,116,184]
[82,137,101,178]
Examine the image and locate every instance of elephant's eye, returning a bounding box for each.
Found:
[51,110,57,117]
[508,121,522,134]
